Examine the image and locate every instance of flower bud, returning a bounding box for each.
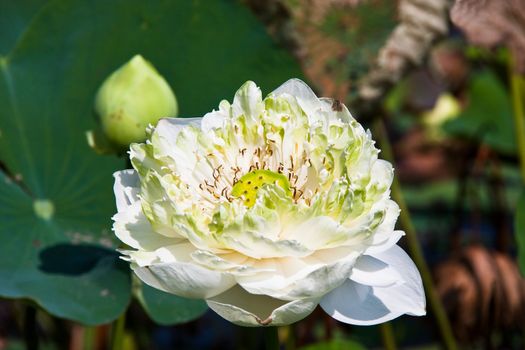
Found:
[94,55,178,148]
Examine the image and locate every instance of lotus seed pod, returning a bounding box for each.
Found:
[95,55,178,147]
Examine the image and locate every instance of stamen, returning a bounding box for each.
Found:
[212,168,220,182]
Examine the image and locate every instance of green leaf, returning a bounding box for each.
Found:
[0,0,301,324]
[516,190,525,275]
[443,70,517,154]
[0,0,48,55]
[139,283,208,326]
[0,172,131,325]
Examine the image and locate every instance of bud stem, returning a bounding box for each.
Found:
[509,54,525,184]
[110,311,126,350]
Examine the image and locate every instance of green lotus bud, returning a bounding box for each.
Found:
[94,54,178,148]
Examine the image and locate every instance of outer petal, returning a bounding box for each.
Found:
[318,97,353,123]
[113,169,140,212]
[270,78,321,117]
[155,117,202,140]
[366,230,405,255]
[190,250,268,276]
[133,262,235,299]
[365,200,403,254]
[236,247,361,300]
[349,255,403,287]
[113,170,180,250]
[132,243,236,298]
[367,159,394,195]
[150,117,202,161]
[285,215,368,251]
[206,285,319,327]
[232,81,264,120]
[219,231,312,259]
[201,100,230,131]
[320,245,425,325]
[113,201,180,250]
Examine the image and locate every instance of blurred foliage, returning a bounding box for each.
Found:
[277,0,397,100]
[321,0,396,84]
[0,0,302,325]
[443,70,517,155]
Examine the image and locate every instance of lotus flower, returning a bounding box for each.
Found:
[113,79,426,326]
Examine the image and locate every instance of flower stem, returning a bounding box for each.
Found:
[509,57,525,184]
[82,326,95,350]
[264,327,280,350]
[282,324,295,349]
[110,311,126,350]
[380,323,397,350]
[372,118,458,350]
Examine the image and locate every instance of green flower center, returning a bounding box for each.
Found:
[231,170,291,207]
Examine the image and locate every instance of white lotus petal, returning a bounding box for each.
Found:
[220,230,312,259]
[320,245,425,325]
[150,117,202,162]
[237,247,360,300]
[349,254,403,287]
[365,200,403,254]
[190,250,270,276]
[113,201,179,250]
[133,261,235,299]
[156,117,202,138]
[113,169,139,212]
[113,170,181,250]
[232,81,264,120]
[207,285,319,327]
[285,215,367,251]
[318,97,353,123]
[201,100,231,132]
[367,159,394,194]
[201,110,226,131]
[366,230,405,255]
[154,242,196,263]
[121,250,158,267]
[270,79,321,117]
